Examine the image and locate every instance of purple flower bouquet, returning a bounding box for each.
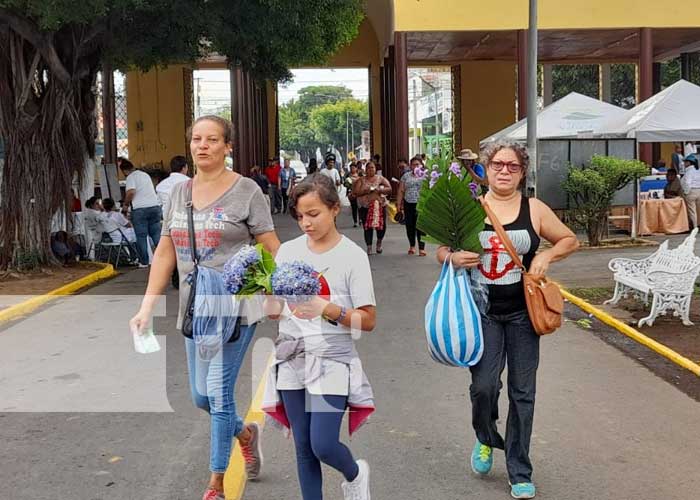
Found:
[223,243,276,296]
[271,261,327,313]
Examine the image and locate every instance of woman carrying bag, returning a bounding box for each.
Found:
[129,115,280,500]
[352,161,391,255]
[436,141,578,499]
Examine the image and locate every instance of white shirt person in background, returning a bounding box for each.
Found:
[120,160,162,266]
[102,198,136,242]
[156,155,190,208]
[320,153,342,187]
[682,154,700,228]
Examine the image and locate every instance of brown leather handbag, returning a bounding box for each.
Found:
[481,200,564,335]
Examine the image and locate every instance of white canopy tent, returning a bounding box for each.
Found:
[481,92,626,145]
[597,79,700,142]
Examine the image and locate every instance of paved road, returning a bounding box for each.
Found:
[1,209,699,500]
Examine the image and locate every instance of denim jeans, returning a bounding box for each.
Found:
[131,205,162,265]
[185,323,257,473]
[469,309,540,484]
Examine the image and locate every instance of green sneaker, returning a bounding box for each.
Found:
[470,440,493,475]
[511,482,536,499]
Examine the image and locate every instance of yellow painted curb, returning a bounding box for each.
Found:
[0,263,118,325]
[561,288,700,377]
[225,355,274,500]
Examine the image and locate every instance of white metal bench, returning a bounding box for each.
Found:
[604,228,700,327]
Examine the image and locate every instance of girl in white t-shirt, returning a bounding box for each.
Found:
[264,173,377,500]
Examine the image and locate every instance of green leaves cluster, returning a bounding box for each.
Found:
[549,60,696,110]
[562,155,648,245]
[0,0,364,81]
[238,243,277,296]
[417,155,485,254]
[280,85,368,155]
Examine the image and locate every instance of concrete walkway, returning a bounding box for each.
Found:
[1,210,698,500]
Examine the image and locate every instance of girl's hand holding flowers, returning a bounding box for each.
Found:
[292,296,331,320]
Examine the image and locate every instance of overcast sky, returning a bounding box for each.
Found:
[278,68,369,104]
[193,68,369,113]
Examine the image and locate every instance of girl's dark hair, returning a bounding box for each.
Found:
[307,158,318,174]
[288,173,340,219]
[85,196,99,209]
[102,198,116,211]
[186,115,233,144]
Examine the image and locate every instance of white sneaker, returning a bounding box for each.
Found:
[341,459,370,500]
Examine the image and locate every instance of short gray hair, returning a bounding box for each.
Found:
[480,140,530,172]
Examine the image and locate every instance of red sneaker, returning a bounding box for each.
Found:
[202,488,225,500]
[240,422,263,480]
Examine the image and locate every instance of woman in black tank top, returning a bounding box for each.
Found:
[436,141,579,499]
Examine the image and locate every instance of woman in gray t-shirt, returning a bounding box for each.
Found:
[130,116,280,500]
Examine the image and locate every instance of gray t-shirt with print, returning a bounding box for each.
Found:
[162,177,275,328]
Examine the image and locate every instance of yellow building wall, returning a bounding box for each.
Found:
[460,62,517,152]
[325,18,383,156]
[395,0,700,31]
[660,142,676,167]
[126,65,189,169]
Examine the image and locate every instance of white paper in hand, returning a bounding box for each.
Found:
[132,326,161,354]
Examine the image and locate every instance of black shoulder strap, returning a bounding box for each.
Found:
[185,180,198,265]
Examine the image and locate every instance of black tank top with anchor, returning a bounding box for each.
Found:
[471,196,541,315]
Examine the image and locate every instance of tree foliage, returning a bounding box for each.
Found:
[0,0,364,268]
[551,60,689,111]
[279,101,316,155]
[279,84,368,159]
[310,99,368,149]
[552,65,600,102]
[298,85,354,109]
[562,155,648,246]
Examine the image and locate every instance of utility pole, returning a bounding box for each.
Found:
[351,117,355,153]
[346,110,349,160]
[526,0,538,197]
[434,89,440,156]
[195,77,202,118]
[412,79,420,157]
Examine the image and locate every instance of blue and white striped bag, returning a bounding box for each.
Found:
[425,260,484,367]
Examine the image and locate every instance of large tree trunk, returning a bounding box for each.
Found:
[0,16,101,269]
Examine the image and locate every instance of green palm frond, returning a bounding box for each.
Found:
[416,164,485,254]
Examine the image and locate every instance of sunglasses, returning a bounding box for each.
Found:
[488,160,523,173]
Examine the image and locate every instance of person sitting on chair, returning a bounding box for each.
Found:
[664,169,683,199]
[102,198,137,243]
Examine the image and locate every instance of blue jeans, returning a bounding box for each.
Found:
[469,309,540,484]
[185,324,257,473]
[131,205,162,265]
[280,390,359,500]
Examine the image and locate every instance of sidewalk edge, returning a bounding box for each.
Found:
[225,353,274,500]
[561,288,700,377]
[0,263,118,325]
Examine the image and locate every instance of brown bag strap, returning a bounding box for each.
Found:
[480,196,526,272]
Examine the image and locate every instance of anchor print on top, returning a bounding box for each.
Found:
[472,229,531,286]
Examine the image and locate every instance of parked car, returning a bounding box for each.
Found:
[290,160,307,181]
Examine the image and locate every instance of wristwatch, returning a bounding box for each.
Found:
[323,305,347,325]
